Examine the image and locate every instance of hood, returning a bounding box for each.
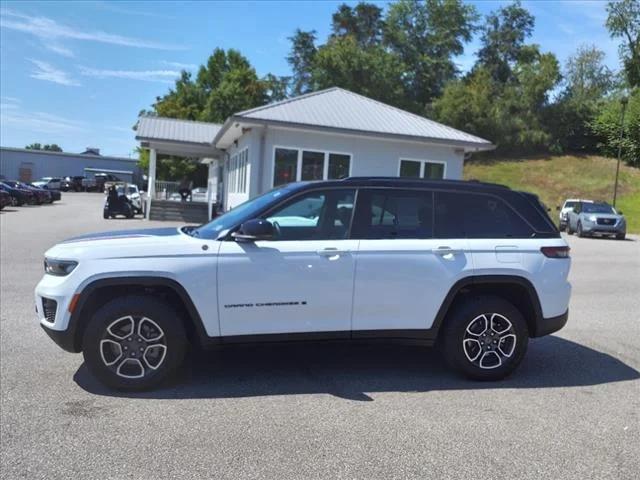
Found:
[63,227,181,243]
[45,226,190,261]
[583,213,623,220]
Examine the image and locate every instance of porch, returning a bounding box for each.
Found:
[135,116,224,223]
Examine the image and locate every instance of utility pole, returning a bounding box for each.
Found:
[612,96,628,208]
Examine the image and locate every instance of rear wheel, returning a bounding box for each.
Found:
[441,296,529,381]
[103,209,109,219]
[82,296,187,391]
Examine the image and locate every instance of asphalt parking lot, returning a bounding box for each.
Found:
[1,193,639,479]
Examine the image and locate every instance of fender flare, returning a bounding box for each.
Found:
[430,275,544,337]
[66,276,210,353]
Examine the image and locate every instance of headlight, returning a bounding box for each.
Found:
[44,258,78,276]
[587,215,597,222]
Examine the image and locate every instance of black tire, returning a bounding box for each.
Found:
[577,222,585,238]
[558,223,566,232]
[82,295,187,391]
[103,209,109,219]
[616,233,626,240]
[440,296,529,381]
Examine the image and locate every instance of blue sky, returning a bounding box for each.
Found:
[0,0,621,157]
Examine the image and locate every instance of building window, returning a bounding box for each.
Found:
[274,148,298,186]
[328,153,350,179]
[399,158,446,180]
[273,147,351,186]
[301,151,324,181]
[229,148,249,193]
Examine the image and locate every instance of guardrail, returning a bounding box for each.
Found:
[153,180,180,200]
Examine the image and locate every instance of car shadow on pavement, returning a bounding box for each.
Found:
[74,335,639,401]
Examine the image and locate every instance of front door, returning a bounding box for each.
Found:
[217,188,357,336]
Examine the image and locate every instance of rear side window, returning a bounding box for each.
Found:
[435,192,533,238]
[352,189,433,239]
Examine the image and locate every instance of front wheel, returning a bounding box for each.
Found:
[616,233,626,240]
[82,296,187,391]
[441,296,529,381]
[577,222,586,238]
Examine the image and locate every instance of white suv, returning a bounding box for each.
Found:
[35,178,571,390]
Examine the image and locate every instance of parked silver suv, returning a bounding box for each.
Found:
[566,201,626,240]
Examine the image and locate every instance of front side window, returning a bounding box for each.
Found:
[352,189,434,239]
[266,189,355,240]
[435,191,533,238]
[274,148,298,186]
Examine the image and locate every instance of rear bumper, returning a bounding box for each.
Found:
[532,309,569,337]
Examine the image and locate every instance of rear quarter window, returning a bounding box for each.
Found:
[435,191,534,239]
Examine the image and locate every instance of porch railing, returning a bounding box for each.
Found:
[153,180,180,200]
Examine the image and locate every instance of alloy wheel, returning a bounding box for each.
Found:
[462,313,517,369]
[99,315,167,379]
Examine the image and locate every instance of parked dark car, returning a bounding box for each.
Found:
[0,182,35,206]
[0,190,11,210]
[18,182,52,204]
[62,176,86,192]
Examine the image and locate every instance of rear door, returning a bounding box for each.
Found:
[351,188,471,333]
[433,191,538,276]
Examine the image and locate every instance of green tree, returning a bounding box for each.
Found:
[384,0,478,108]
[287,29,318,96]
[546,45,613,152]
[312,35,407,107]
[153,48,266,123]
[25,143,63,152]
[591,89,640,167]
[331,2,385,47]
[263,73,290,102]
[476,0,535,84]
[606,0,640,87]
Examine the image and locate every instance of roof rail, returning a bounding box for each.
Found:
[341,176,510,189]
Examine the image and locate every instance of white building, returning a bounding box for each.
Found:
[136,87,493,221]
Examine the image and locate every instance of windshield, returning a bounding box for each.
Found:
[564,201,577,209]
[583,203,615,214]
[191,185,294,239]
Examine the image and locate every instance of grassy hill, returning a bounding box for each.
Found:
[463,155,640,233]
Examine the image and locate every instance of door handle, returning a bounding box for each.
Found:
[432,246,462,255]
[317,248,349,256]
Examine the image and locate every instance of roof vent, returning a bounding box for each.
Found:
[82,147,101,156]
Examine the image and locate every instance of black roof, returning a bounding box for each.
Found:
[286,176,510,193]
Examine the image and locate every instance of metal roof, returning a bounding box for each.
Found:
[221,87,492,149]
[136,116,222,145]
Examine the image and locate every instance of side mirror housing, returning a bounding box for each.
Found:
[232,219,275,241]
[618,210,623,215]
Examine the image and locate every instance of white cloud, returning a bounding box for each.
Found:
[160,61,197,70]
[1,108,85,134]
[29,60,80,86]
[95,1,177,20]
[79,66,180,83]
[0,8,186,56]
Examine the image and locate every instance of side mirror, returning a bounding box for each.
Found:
[618,210,623,215]
[232,219,275,241]
[573,207,579,213]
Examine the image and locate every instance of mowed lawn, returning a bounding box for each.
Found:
[464,155,640,233]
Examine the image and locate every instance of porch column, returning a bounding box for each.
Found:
[145,148,157,220]
[205,158,218,220]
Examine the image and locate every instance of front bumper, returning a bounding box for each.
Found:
[582,222,625,235]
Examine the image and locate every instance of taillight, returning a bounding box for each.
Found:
[541,246,570,258]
